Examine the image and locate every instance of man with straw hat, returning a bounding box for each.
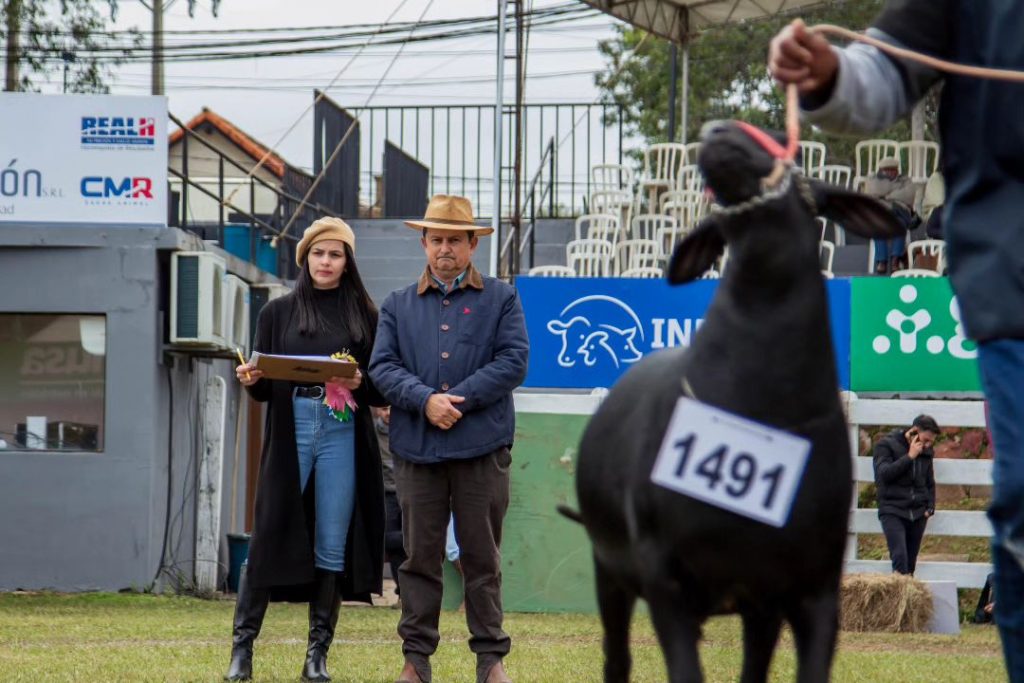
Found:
[370,195,528,683]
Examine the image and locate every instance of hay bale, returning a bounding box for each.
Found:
[840,573,935,633]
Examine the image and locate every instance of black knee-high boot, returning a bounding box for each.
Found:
[302,569,342,682]
[225,566,270,681]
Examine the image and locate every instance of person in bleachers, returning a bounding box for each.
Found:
[863,156,918,274]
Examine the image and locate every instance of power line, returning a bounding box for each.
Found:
[22,9,604,63]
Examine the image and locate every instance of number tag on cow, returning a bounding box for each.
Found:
[650,397,810,527]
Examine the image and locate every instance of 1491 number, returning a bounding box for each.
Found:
[672,433,785,509]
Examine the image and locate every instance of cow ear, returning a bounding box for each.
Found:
[667,215,725,284]
[810,179,906,239]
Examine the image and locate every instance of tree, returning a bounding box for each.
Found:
[595,1,939,168]
[2,0,138,93]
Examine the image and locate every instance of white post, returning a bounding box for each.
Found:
[196,375,227,593]
[680,43,689,145]
[490,0,508,277]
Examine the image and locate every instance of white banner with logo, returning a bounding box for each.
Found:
[0,93,168,226]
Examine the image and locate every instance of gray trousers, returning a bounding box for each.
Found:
[394,447,512,683]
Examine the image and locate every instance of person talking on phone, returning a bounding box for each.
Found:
[872,415,939,575]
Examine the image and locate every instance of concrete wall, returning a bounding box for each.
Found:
[0,225,274,592]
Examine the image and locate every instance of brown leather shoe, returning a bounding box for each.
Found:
[395,661,423,683]
[484,661,512,683]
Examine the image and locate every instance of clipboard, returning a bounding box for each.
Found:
[249,352,358,382]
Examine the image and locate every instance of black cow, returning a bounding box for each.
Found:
[562,120,905,683]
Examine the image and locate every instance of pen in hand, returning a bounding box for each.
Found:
[235,348,251,382]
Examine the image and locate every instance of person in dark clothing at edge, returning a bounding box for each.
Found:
[229,217,386,682]
[872,415,938,575]
[768,2,1024,678]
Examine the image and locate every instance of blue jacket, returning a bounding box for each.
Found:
[369,264,529,464]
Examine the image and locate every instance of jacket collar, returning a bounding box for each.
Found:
[417,262,484,295]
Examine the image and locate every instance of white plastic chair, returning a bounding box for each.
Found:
[659,190,709,235]
[854,139,900,191]
[821,270,835,279]
[620,266,663,279]
[566,238,614,277]
[574,213,621,244]
[676,164,704,193]
[640,142,687,211]
[631,213,677,243]
[891,268,940,278]
[591,163,635,193]
[654,223,690,259]
[798,141,827,178]
[528,265,576,277]
[814,164,853,189]
[699,269,720,279]
[819,240,835,275]
[614,238,661,276]
[589,189,633,234]
[683,141,702,165]
[900,140,940,185]
[907,239,946,273]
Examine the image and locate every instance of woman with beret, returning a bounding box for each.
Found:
[227,217,386,682]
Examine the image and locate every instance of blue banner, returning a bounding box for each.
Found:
[517,277,851,390]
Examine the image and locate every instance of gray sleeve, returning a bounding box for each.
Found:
[801,29,943,136]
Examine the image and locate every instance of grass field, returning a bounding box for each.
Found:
[0,592,1007,682]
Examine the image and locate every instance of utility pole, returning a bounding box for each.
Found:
[490,0,507,278]
[4,0,22,91]
[667,42,677,143]
[152,0,164,95]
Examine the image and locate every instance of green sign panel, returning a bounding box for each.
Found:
[851,277,980,392]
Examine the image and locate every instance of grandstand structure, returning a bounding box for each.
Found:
[525,136,944,280]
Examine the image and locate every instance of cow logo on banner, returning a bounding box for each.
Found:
[518,276,852,391]
[546,295,644,369]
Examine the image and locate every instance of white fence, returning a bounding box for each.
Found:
[844,393,992,588]
[513,391,995,589]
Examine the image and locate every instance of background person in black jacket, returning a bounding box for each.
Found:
[873,415,939,575]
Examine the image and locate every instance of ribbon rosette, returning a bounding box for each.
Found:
[324,351,359,422]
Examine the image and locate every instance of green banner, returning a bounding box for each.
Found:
[851,277,980,392]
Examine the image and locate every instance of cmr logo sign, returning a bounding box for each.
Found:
[80,176,154,202]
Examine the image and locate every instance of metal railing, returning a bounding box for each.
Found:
[351,103,625,219]
[500,136,556,276]
[168,112,340,277]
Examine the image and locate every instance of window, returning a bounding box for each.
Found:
[0,314,105,452]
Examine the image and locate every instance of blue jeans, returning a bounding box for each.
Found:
[293,393,356,573]
[977,339,1024,682]
[873,237,906,264]
[446,514,460,562]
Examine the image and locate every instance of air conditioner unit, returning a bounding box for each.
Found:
[248,282,291,350]
[170,251,227,348]
[223,274,251,357]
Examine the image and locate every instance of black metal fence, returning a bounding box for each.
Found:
[383,141,429,218]
[351,102,626,219]
[168,112,339,280]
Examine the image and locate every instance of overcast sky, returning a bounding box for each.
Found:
[77,0,621,172]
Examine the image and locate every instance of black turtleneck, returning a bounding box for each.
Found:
[282,286,362,361]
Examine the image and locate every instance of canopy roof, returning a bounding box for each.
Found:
[579,0,833,43]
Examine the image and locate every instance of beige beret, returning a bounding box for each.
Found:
[295,217,356,266]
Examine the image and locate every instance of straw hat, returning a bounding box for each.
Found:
[295,217,356,266]
[404,194,494,235]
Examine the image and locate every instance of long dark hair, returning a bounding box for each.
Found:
[294,242,378,344]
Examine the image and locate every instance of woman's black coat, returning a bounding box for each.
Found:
[244,294,385,602]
